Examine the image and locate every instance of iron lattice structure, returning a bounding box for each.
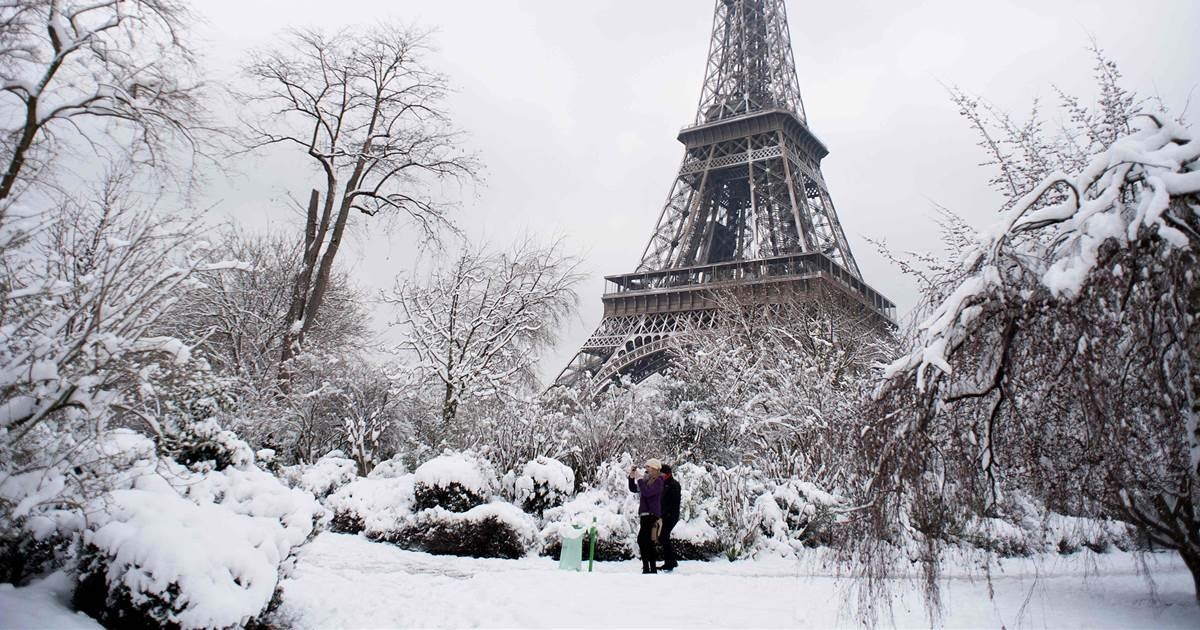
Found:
[556,0,894,394]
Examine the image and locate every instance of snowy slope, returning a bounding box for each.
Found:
[275,533,1199,629]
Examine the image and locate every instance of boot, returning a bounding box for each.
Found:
[641,560,651,574]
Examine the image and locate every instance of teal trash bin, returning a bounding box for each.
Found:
[558,525,585,571]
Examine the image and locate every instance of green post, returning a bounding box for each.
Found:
[587,516,597,573]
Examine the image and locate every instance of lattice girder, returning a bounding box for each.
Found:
[697,0,806,125]
[638,116,862,277]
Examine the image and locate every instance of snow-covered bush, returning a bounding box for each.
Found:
[17,427,326,629]
[541,489,637,561]
[74,485,307,628]
[158,417,256,472]
[1046,514,1136,554]
[753,480,842,557]
[669,519,724,561]
[394,503,539,559]
[514,456,575,516]
[413,450,498,512]
[325,474,416,537]
[661,462,845,560]
[280,452,359,499]
[962,513,1136,558]
[0,429,161,584]
[368,456,409,480]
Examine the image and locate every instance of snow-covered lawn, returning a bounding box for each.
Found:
[275,533,1199,629]
[2,532,1196,629]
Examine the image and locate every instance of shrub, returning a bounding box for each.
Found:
[514,456,575,516]
[367,456,409,480]
[667,519,724,561]
[413,451,497,512]
[0,517,71,585]
[325,475,416,537]
[279,452,359,499]
[158,418,255,472]
[393,503,538,559]
[541,489,637,561]
[753,479,842,556]
[67,428,322,630]
[73,477,321,630]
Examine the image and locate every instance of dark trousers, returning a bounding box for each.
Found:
[637,514,658,566]
[660,518,677,565]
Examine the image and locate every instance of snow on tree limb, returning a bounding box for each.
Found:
[886,117,1199,395]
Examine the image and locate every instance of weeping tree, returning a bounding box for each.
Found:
[859,112,1200,613]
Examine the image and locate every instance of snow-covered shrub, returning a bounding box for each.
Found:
[541,489,637,561]
[1046,514,1136,554]
[325,474,416,537]
[514,456,575,516]
[665,463,843,560]
[668,519,724,561]
[62,429,322,629]
[0,429,161,584]
[158,417,256,472]
[394,503,539,559]
[753,480,842,557]
[961,512,1136,557]
[280,451,359,498]
[412,450,497,512]
[367,455,409,480]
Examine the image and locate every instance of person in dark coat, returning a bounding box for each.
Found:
[627,458,664,574]
[658,464,681,571]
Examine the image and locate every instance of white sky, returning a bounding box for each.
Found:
[192,0,1200,381]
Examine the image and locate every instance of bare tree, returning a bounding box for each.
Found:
[0,0,206,206]
[161,231,370,390]
[240,24,477,378]
[384,238,583,424]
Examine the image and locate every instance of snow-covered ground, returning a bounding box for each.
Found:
[3,532,1197,629]
[274,533,1199,629]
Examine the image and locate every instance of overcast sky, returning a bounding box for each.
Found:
[192,0,1200,381]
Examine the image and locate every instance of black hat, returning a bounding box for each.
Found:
[661,464,673,474]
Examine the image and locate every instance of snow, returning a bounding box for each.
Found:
[325,474,416,536]
[541,488,636,553]
[884,118,1200,392]
[414,502,540,550]
[280,454,359,498]
[367,456,409,479]
[274,532,1200,629]
[0,572,102,630]
[414,451,497,496]
[514,456,574,508]
[84,488,287,629]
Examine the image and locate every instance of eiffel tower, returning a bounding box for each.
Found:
[556,0,895,393]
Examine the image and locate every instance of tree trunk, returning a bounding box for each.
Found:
[1181,549,1200,603]
[0,95,42,205]
[278,189,324,389]
[443,383,457,424]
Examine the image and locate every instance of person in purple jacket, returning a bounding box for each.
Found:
[628,458,664,574]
